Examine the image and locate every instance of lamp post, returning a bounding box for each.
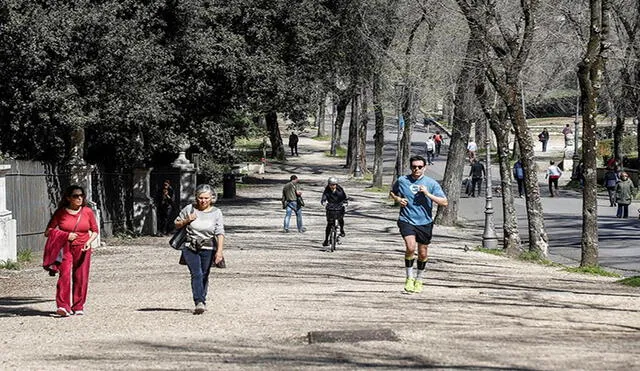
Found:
[482,119,498,249]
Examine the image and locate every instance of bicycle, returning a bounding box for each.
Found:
[326,208,343,252]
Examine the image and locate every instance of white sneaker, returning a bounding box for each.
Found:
[194,302,206,315]
[56,307,71,317]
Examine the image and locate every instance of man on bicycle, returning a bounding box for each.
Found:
[390,155,448,294]
[321,177,348,247]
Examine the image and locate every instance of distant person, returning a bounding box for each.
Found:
[433,131,443,157]
[282,175,305,233]
[390,155,448,294]
[603,167,620,207]
[288,132,299,156]
[615,172,635,218]
[538,128,549,152]
[512,160,525,198]
[467,139,478,162]
[545,160,562,197]
[320,177,348,247]
[424,136,435,165]
[562,124,573,147]
[468,159,485,197]
[44,185,99,317]
[157,179,176,235]
[174,184,225,314]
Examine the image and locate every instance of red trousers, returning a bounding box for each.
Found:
[56,245,91,312]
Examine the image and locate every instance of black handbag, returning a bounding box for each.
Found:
[296,195,305,208]
[169,206,193,250]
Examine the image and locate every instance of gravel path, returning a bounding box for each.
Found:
[1,134,638,370]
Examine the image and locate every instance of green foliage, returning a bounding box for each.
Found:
[364,186,390,193]
[518,251,555,265]
[0,260,20,270]
[476,247,505,256]
[618,276,640,287]
[17,249,32,263]
[325,146,347,158]
[313,135,331,141]
[564,266,621,277]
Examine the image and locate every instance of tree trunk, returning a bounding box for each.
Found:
[435,33,481,226]
[358,87,369,174]
[346,94,358,169]
[335,94,350,149]
[400,88,414,173]
[372,74,385,188]
[613,114,624,162]
[505,87,548,256]
[316,100,326,137]
[577,0,610,267]
[265,111,285,160]
[476,82,522,255]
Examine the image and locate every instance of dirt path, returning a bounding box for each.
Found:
[1,133,638,370]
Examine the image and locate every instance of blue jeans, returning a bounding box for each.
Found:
[182,248,214,305]
[284,201,303,231]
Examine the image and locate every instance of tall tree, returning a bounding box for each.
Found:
[577,0,611,266]
[456,0,549,256]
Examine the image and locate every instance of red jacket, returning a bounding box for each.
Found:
[42,229,70,271]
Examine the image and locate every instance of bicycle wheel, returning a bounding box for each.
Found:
[330,225,337,252]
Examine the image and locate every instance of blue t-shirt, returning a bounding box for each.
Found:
[392,175,446,226]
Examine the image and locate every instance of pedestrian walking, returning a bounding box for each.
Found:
[468,159,485,197]
[467,139,478,162]
[615,172,635,218]
[603,167,620,207]
[174,184,225,314]
[434,131,443,157]
[321,177,348,247]
[424,136,435,165]
[512,160,525,198]
[538,128,550,152]
[562,124,573,147]
[156,179,176,235]
[282,175,305,232]
[44,185,99,317]
[545,160,562,197]
[288,132,299,156]
[389,155,448,294]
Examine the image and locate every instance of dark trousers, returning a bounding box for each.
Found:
[435,143,441,156]
[616,204,629,218]
[182,248,214,305]
[548,177,559,196]
[516,179,524,197]
[607,187,616,206]
[541,140,548,152]
[471,177,482,197]
[290,145,298,156]
[426,150,434,165]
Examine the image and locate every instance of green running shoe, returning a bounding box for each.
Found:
[404,277,415,293]
[413,280,423,293]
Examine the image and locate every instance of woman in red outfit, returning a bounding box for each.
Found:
[45,185,99,317]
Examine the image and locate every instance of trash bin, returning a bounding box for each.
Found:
[222,173,236,199]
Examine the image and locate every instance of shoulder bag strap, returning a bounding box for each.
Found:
[71,207,83,233]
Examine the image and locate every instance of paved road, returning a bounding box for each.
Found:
[360,120,640,275]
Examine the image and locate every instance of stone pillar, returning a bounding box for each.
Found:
[172,143,197,209]
[132,168,157,236]
[0,165,17,263]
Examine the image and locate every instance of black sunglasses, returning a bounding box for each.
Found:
[70,194,84,199]
[411,165,424,170]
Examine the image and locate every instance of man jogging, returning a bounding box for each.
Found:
[390,155,448,294]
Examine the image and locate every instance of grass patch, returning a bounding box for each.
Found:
[518,250,556,266]
[235,137,263,150]
[313,135,331,141]
[0,259,20,270]
[365,186,389,193]
[476,247,505,256]
[618,276,640,287]
[17,248,33,263]
[325,146,347,158]
[564,265,621,277]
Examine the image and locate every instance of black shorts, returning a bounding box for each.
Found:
[397,220,433,245]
